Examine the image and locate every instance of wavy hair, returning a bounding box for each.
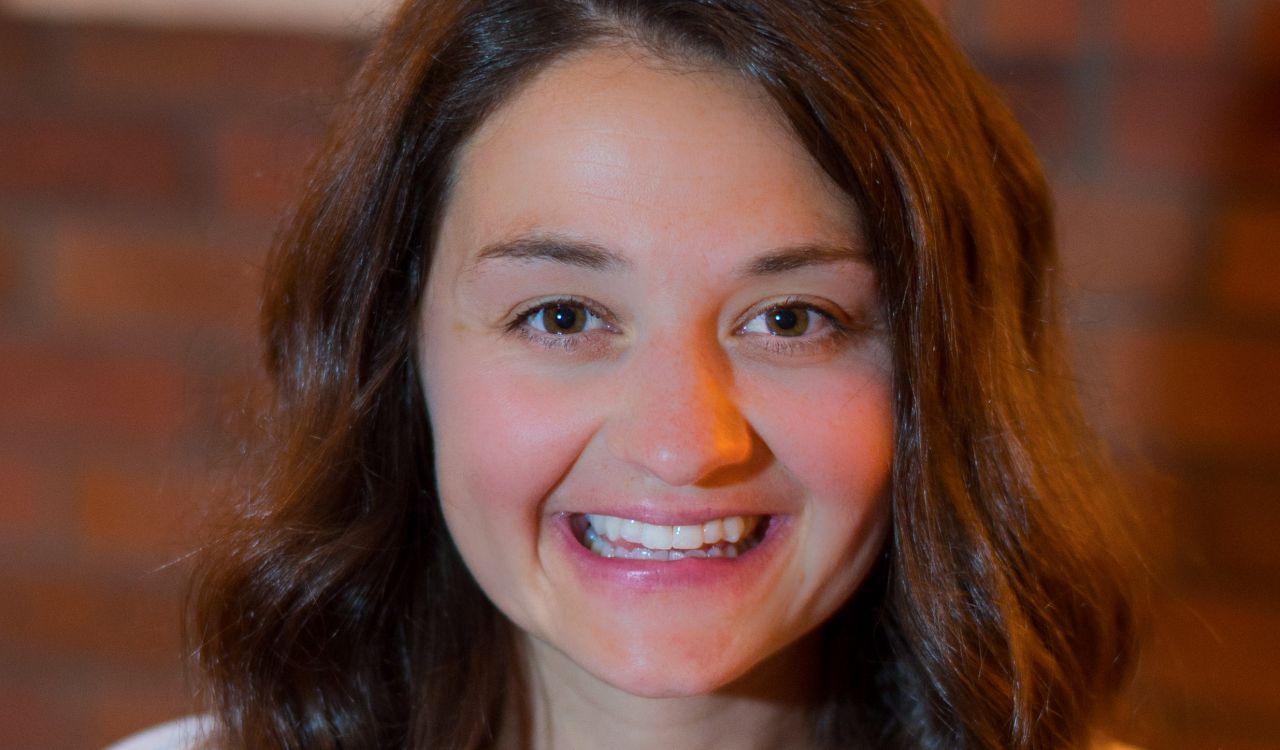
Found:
[190,1,1138,747]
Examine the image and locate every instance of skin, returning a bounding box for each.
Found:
[418,47,893,750]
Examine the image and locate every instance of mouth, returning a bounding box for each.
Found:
[570,513,771,561]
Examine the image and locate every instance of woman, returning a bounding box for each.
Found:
[119,1,1140,748]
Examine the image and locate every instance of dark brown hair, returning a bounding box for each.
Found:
[190,1,1138,748]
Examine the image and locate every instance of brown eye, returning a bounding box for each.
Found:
[534,303,588,334]
[764,307,810,336]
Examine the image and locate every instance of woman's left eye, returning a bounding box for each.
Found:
[738,303,841,340]
[515,299,610,337]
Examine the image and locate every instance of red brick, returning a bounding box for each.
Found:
[0,680,82,750]
[1056,188,1201,298]
[0,338,189,445]
[69,25,359,108]
[1115,0,1217,61]
[89,671,195,750]
[1196,476,1280,578]
[0,231,20,309]
[0,115,192,204]
[1090,328,1280,456]
[76,465,203,563]
[1117,679,1280,750]
[1114,466,1190,578]
[1109,68,1228,179]
[0,17,46,105]
[980,0,1081,58]
[0,573,183,666]
[1220,74,1280,186]
[1213,201,1280,318]
[0,459,53,539]
[51,225,262,340]
[1240,3,1280,73]
[214,121,324,221]
[985,63,1074,161]
[1137,592,1280,717]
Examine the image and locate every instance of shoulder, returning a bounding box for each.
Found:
[103,715,216,750]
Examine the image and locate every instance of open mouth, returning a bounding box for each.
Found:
[571,513,771,561]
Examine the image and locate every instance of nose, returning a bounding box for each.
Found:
[605,333,754,487]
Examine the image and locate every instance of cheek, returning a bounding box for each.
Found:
[746,362,894,602]
[750,363,894,500]
[427,352,601,512]
[419,330,603,619]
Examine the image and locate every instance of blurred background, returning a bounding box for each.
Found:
[0,0,1276,748]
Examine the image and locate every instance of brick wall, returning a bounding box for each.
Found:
[0,17,362,748]
[942,1,1280,747]
[0,2,1277,748]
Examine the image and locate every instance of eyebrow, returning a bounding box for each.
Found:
[469,235,629,273]
[738,243,868,276]
[464,233,866,276]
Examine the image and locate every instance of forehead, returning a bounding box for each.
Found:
[436,46,860,272]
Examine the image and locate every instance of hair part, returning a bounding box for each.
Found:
[190,2,1138,748]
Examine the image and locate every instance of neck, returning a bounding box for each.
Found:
[497,632,823,750]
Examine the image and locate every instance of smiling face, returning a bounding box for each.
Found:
[418,47,893,698]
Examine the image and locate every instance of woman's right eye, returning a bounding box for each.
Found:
[509,299,614,346]
[526,302,595,334]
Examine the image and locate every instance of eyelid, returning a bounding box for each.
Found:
[511,295,614,323]
[505,295,619,350]
[735,296,849,333]
[732,296,864,357]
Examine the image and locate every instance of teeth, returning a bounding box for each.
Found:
[582,513,766,560]
[620,518,643,544]
[670,524,703,550]
[599,542,744,561]
[641,523,673,550]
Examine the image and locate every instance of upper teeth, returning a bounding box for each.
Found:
[585,513,760,550]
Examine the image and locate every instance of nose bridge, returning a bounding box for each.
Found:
[606,328,753,486]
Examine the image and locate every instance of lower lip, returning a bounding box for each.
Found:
[550,514,791,594]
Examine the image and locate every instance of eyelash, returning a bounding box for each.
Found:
[738,296,855,356]
[506,296,616,352]
[506,295,860,355]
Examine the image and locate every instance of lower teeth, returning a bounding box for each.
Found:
[582,525,758,560]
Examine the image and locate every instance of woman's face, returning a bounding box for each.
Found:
[418,47,893,698]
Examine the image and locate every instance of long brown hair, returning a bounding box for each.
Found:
[190,1,1138,748]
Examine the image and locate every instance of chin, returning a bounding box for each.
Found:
[562,627,780,699]
[589,656,750,699]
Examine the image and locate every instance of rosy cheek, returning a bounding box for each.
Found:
[754,367,892,476]
[429,348,599,517]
